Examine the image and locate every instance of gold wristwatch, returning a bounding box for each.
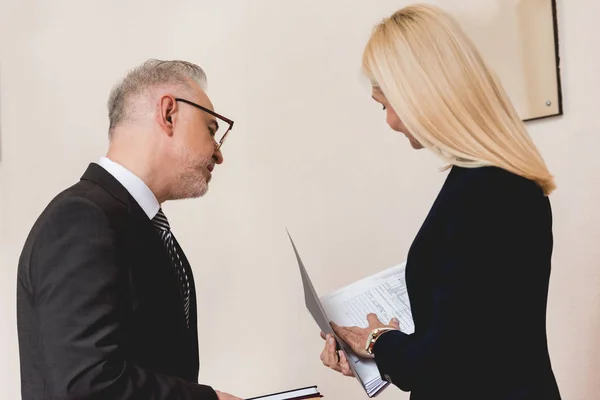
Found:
[365,327,396,356]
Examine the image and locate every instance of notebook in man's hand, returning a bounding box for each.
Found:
[246,385,322,400]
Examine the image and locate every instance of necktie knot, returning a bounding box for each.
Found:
[152,208,170,231]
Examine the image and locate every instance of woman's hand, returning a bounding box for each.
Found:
[215,391,242,400]
[319,332,354,377]
[331,313,400,358]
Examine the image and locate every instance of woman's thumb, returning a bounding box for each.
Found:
[389,317,400,329]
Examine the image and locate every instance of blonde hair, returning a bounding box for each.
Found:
[362,4,556,195]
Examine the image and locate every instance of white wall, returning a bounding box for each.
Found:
[1,1,599,399]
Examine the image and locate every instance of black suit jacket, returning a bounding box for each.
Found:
[372,166,561,400]
[17,163,218,400]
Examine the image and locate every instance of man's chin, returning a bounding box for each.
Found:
[190,184,209,199]
[174,189,208,201]
[171,179,209,200]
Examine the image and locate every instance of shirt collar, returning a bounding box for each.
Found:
[96,156,160,219]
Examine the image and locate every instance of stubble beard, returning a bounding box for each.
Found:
[170,144,212,200]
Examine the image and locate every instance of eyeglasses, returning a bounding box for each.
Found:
[175,98,234,151]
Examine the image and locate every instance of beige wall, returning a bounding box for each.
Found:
[1,1,599,399]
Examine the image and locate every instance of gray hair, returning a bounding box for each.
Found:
[107,59,207,132]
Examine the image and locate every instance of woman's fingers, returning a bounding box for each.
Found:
[319,334,354,377]
[327,335,342,372]
[327,336,338,360]
[338,351,354,377]
[320,335,342,372]
[389,317,400,329]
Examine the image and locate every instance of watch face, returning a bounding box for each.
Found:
[365,330,378,354]
[367,327,394,354]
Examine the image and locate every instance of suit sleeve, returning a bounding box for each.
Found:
[30,197,218,400]
[372,180,527,391]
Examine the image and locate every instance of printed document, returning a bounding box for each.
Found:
[287,231,414,397]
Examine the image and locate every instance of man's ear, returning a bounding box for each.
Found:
[157,95,177,136]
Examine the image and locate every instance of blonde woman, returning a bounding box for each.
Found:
[319,4,561,399]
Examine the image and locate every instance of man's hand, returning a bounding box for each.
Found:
[330,313,400,358]
[215,390,242,400]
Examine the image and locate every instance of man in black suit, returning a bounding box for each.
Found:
[17,59,240,400]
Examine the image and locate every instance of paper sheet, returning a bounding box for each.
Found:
[320,262,415,338]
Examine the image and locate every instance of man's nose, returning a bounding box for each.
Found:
[213,148,224,164]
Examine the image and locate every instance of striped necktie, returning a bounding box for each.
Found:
[151,208,191,328]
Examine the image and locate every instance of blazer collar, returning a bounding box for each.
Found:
[80,162,163,236]
[80,162,131,206]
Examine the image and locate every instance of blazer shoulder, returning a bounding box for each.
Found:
[448,166,544,202]
[439,166,550,226]
[46,179,129,224]
[20,180,128,262]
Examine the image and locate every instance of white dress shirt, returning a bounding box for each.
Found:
[96,157,160,220]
